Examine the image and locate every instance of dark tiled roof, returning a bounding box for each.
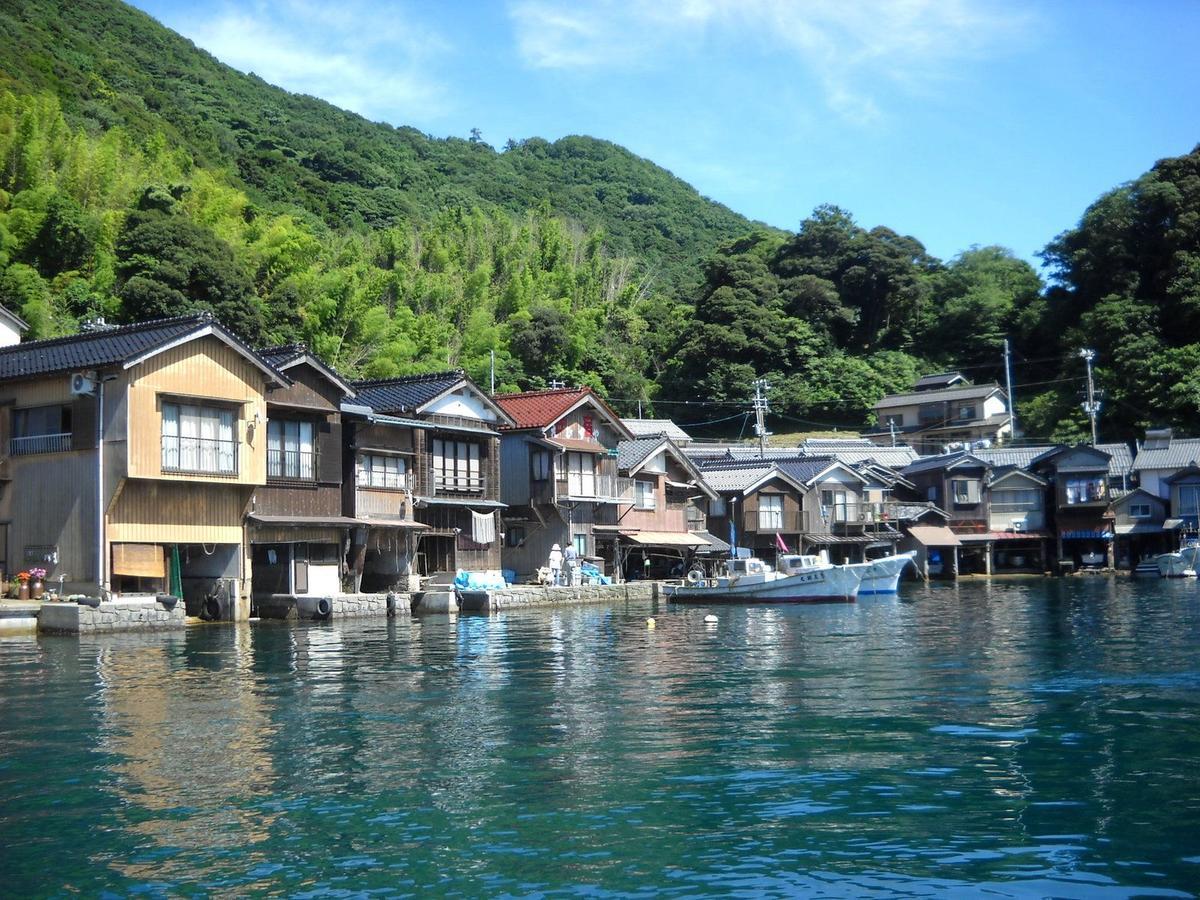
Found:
[902,451,989,476]
[874,382,1003,411]
[0,313,258,382]
[622,418,692,443]
[257,344,307,367]
[1132,437,1200,471]
[617,436,668,472]
[775,458,839,485]
[914,372,966,390]
[352,370,465,413]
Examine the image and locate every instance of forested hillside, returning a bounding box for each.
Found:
[0,0,1197,440]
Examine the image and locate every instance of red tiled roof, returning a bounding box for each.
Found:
[495,387,630,437]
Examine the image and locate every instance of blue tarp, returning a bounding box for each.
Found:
[454,570,508,590]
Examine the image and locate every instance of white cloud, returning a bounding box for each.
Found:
[178,0,450,122]
[508,0,1036,123]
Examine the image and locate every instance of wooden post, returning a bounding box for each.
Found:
[984,541,993,576]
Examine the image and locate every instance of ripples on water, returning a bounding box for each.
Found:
[2,577,1199,897]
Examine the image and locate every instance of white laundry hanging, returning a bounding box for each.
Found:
[471,510,496,544]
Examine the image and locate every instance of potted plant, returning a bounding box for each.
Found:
[28,567,47,600]
[16,571,30,601]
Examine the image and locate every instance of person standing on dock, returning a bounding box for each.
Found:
[548,543,563,586]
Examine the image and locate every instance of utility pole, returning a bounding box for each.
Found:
[888,417,897,447]
[1003,338,1016,443]
[752,377,771,457]
[489,350,495,395]
[1079,348,1100,446]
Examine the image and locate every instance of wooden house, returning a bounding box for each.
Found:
[247,344,357,601]
[352,371,513,576]
[337,403,429,592]
[610,435,720,580]
[0,313,284,617]
[1030,444,1115,570]
[1109,488,1171,569]
[697,461,809,565]
[494,387,634,581]
[865,373,1011,453]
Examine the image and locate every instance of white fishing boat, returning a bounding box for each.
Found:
[664,553,868,604]
[859,551,917,595]
[1156,541,1200,577]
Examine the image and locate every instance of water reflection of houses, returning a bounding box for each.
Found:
[88,628,280,885]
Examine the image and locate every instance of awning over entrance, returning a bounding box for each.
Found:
[1115,522,1168,535]
[906,525,962,547]
[957,531,1051,543]
[1062,529,1113,540]
[1164,518,1186,530]
[248,514,364,527]
[692,531,731,554]
[619,530,706,547]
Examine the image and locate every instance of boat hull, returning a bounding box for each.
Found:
[1157,546,1200,577]
[664,564,865,604]
[858,552,917,595]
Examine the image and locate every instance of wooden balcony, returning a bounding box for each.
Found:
[356,488,412,520]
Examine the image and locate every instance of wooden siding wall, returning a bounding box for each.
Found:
[499,434,532,506]
[124,338,268,484]
[254,483,342,518]
[108,481,251,545]
[0,375,100,589]
[1,451,98,588]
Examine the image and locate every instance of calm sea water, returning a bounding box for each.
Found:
[2,578,1200,898]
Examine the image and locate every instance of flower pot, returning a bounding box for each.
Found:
[18,582,29,601]
[30,580,44,600]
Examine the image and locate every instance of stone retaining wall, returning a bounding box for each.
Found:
[37,598,186,634]
[485,581,657,611]
[257,593,411,620]
[332,593,411,618]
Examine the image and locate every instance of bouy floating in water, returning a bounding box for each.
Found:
[646,617,656,628]
[704,614,718,624]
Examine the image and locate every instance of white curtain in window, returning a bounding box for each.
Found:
[298,421,313,479]
[218,409,235,473]
[162,403,179,469]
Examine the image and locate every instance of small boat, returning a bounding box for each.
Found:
[1156,542,1200,577]
[859,551,917,595]
[664,553,868,604]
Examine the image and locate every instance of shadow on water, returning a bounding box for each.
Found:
[1,579,1199,897]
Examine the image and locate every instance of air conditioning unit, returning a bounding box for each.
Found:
[70,372,98,396]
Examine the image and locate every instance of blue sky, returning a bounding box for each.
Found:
[129,0,1200,267]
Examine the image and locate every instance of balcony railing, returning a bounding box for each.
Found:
[9,433,72,456]
[267,448,317,481]
[743,510,803,533]
[434,473,486,493]
[555,474,635,503]
[161,436,238,476]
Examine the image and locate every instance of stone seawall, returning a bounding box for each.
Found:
[37,598,186,634]
[484,581,657,611]
[257,593,412,620]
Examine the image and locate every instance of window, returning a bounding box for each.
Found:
[634,479,656,510]
[506,525,526,547]
[926,485,939,502]
[1129,503,1152,519]
[957,405,976,421]
[951,479,981,505]
[821,488,852,522]
[531,449,551,481]
[918,404,943,424]
[267,419,315,479]
[565,451,596,497]
[758,494,783,530]
[433,438,482,492]
[1065,477,1105,505]
[573,533,588,557]
[992,488,1040,511]
[709,497,727,517]
[1178,485,1200,519]
[357,453,406,489]
[10,404,72,455]
[161,402,236,475]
